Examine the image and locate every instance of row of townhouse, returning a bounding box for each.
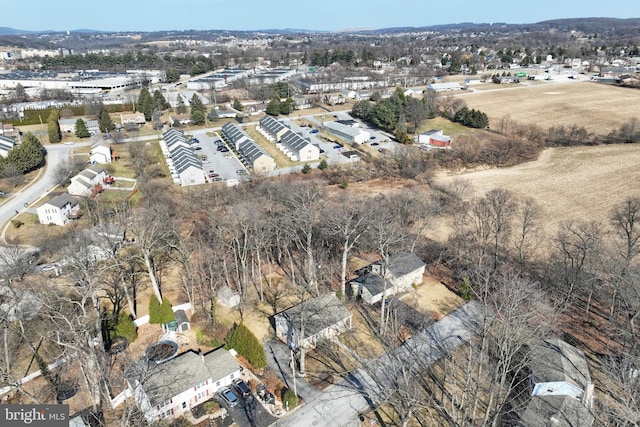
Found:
[221,123,276,173]
[0,135,15,157]
[257,116,320,162]
[161,129,206,186]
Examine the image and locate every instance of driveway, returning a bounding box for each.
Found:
[272,300,481,427]
[214,388,277,427]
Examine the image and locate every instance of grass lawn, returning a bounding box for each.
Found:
[4,212,78,247]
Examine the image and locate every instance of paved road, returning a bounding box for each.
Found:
[0,142,91,243]
[272,300,481,427]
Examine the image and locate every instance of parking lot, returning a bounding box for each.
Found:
[190,129,250,185]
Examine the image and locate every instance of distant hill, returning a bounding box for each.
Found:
[2,17,640,38]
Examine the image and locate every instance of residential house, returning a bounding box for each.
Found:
[58,118,77,133]
[258,115,289,142]
[36,194,80,226]
[279,130,320,161]
[349,252,426,304]
[120,112,146,126]
[520,339,595,427]
[293,95,312,110]
[127,348,241,423]
[323,120,370,144]
[0,135,15,158]
[161,129,205,186]
[0,122,19,138]
[274,293,352,351]
[222,122,276,172]
[68,164,108,197]
[90,140,112,163]
[169,114,191,126]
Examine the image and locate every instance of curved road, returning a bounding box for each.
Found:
[0,142,89,244]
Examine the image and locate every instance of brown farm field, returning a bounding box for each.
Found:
[459,81,640,134]
[435,143,640,237]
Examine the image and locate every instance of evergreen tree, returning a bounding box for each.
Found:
[75,118,90,138]
[14,83,28,102]
[47,109,61,143]
[191,110,205,126]
[317,159,328,170]
[232,98,243,111]
[225,323,267,369]
[190,94,205,114]
[7,132,45,173]
[266,98,281,116]
[153,89,170,110]
[158,298,175,323]
[137,88,153,121]
[99,110,115,133]
[114,311,138,343]
[280,97,294,115]
[148,295,161,324]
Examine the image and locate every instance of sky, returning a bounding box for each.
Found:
[5,0,639,33]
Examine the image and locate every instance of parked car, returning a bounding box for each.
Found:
[232,379,251,397]
[310,129,319,134]
[236,169,248,175]
[209,173,219,178]
[371,142,380,146]
[193,146,202,150]
[0,191,6,196]
[319,149,325,154]
[370,136,376,140]
[220,147,229,152]
[333,145,342,149]
[212,177,223,182]
[218,387,239,407]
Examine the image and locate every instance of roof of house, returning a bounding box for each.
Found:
[386,252,426,277]
[58,118,77,126]
[222,122,251,145]
[259,115,288,136]
[324,120,362,138]
[238,139,273,165]
[529,339,591,391]
[341,150,360,158]
[520,395,594,427]
[277,293,352,341]
[136,348,240,406]
[351,273,388,296]
[43,194,78,209]
[280,130,316,155]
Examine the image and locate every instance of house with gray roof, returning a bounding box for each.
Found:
[274,293,352,351]
[520,339,595,427]
[161,129,205,186]
[222,123,276,172]
[68,164,107,197]
[257,117,319,161]
[37,194,80,226]
[128,348,241,423]
[349,252,426,304]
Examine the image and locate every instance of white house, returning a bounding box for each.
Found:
[415,129,452,148]
[90,140,112,164]
[0,135,15,158]
[128,348,241,423]
[162,129,205,186]
[119,112,146,126]
[37,194,80,226]
[58,118,77,133]
[68,164,108,197]
[274,293,352,351]
[349,252,426,304]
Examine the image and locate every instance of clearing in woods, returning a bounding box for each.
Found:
[435,143,640,237]
[459,81,640,134]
